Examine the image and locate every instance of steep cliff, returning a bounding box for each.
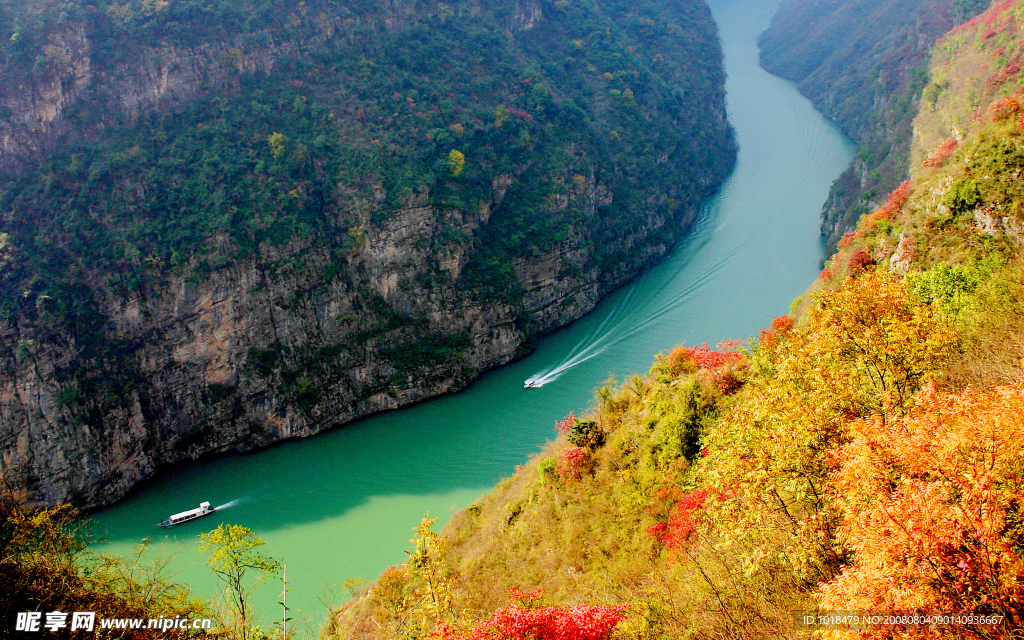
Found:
[758,0,989,250]
[0,0,735,507]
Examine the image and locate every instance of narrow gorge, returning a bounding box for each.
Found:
[0,0,735,508]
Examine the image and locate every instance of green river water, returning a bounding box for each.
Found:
[89,0,856,632]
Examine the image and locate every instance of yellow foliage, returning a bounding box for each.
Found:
[494,105,509,128]
[701,272,959,583]
[105,2,134,29]
[268,132,286,160]
[448,149,466,177]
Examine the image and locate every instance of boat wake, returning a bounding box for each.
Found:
[214,499,241,511]
[523,237,749,389]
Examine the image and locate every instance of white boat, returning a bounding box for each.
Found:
[157,501,214,527]
[524,380,538,388]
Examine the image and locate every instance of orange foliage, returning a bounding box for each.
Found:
[869,180,913,223]
[820,382,1024,633]
[950,0,1014,35]
[659,345,699,377]
[988,96,1021,120]
[701,273,959,581]
[757,315,795,349]
[658,341,746,390]
[922,139,959,168]
[838,230,862,248]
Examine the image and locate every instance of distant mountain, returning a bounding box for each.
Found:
[759,0,990,249]
[0,0,735,507]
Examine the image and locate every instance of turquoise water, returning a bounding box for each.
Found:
[89,0,854,634]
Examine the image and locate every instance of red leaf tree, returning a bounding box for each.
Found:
[433,590,626,640]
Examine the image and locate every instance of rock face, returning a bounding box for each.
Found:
[2,170,707,510]
[0,0,734,508]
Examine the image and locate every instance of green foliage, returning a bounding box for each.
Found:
[0,497,207,638]
[333,13,1024,636]
[197,524,280,640]
[954,0,991,17]
[944,177,981,214]
[380,334,472,373]
[537,457,557,481]
[645,379,712,464]
[759,0,993,248]
[0,0,734,424]
[565,419,604,449]
[905,258,1008,326]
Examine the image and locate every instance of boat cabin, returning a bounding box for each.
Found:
[158,501,214,527]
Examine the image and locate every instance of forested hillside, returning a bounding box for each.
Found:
[330,2,1024,638]
[0,0,735,508]
[759,0,989,249]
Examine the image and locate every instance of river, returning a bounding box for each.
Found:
[89,0,855,633]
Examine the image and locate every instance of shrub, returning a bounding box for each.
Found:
[757,315,795,349]
[944,178,982,214]
[556,447,590,481]
[988,96,1020,120]
[820,382,1024,619]
[647,488,716,550]
[846,249,873,272]
[837,230,861,248]
[433,590,626,640]
[555,412,576,433]
[537,457,557,481]
[566,420,604,449]
[923,139,958,167]
[868,180,913,222]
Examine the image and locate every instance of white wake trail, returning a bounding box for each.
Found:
[523,237,750,389]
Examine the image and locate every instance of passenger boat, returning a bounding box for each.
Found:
[157,501,214,527]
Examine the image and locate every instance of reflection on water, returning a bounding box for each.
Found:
[90,0,854,627]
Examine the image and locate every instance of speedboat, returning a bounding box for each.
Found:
[157,501,214,527]
[524,380,538,388]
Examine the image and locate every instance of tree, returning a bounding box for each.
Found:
[267,133,287,161]
[448,149,466,177]
[819,382,1024,637]
[699,272,959,583]
[198,524,281,640]
[1,482,205,638]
